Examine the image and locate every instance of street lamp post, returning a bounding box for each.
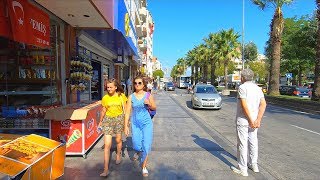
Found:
[242,0,245,70]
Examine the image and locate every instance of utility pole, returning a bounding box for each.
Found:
[242,0,245,70]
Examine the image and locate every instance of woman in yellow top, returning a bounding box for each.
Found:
[98,78,127,177]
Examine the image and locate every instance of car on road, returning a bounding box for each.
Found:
[191,84,222,109]
[279,85,310,97]
[164,81,175,91]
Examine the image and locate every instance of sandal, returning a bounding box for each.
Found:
[115,152,122,165]
[100,170,109,177]
[132,152,141,161]
[142,167,149,177]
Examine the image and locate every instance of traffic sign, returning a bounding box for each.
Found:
[285,73,293,79]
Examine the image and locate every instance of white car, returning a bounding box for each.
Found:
[191,84,222,109]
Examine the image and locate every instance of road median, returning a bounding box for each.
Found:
[229,90,320,115]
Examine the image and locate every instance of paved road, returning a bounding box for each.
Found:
[172,88,320,179]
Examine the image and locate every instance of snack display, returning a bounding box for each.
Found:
[0,134,66,179]
[69,48,93,91]
[0,139,50,164]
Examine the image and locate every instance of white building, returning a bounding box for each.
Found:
[136,0,154,76]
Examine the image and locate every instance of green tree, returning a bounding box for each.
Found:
[170,65,180,79]
[244,42,258,61]
[248,61,268,83]
[153,69,164,78]
[204,33,218,85]
[214,29,241,90]
[313,0,320,101]
[281,16,316,85]
[252,0,294,95]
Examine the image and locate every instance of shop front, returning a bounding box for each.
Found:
[0,0,66,137]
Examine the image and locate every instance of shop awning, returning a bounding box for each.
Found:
[35,0,113,28]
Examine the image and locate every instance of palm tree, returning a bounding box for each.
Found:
[214,29,241,90]
[176,58,186,75]
[197,44,210,82]
[252,0,294,95]
[313,0,320,101]
[186,49,197,85]
[204,33,218,85]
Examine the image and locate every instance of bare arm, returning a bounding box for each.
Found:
[148,94,157,110]
[239,98,254,128]
[124,95,132,136]
[254,98,267,128]
[99,106,106,126]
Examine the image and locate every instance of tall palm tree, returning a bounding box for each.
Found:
[197,44,210,82]
[214,29,241,90]
[204,33,218,85]
[186,49,197,85]
[176,58,186,75]
[313,0,320,101]
[252,0,294,95]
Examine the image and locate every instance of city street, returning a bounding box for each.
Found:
[56,89,320,179]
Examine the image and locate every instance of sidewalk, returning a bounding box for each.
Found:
[59,91,260,179]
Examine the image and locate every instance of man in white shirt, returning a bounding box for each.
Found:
[231,68,267,177]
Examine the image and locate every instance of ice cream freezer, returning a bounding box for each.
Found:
[44,101,103,158]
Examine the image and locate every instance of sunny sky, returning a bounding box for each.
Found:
[148,0,316,73]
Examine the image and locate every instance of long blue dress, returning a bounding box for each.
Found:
[131,93,153,164]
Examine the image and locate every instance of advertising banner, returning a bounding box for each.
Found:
[51,120,83,153]
[0,0,12,38]
[84,106,102,150]
[6,0,50,48]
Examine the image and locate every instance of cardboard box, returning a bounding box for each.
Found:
[44,101,101,121]
[0,134,66,179]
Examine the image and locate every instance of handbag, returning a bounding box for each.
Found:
[146,92,156,119]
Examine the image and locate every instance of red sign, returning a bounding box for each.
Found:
[6,0,50,48]
[51,120,83,153]
[0,0,11,38]
[84,107,102,150]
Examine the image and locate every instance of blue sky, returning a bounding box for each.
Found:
[148,0,316,71]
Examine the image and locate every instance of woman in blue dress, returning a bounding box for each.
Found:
[124,76,156,177]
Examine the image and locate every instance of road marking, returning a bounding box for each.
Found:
[291,125,320,136]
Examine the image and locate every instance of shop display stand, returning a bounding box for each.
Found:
[0,25,59,135]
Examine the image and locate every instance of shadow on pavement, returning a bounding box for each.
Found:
[191,134,236,168]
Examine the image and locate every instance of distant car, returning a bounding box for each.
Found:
[280,85,310,97]
[191,84,222,109]
[164,82,175,91]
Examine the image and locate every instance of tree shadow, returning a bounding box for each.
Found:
[191,134,236,168]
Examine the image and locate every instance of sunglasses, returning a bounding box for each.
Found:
[134,82,143,85]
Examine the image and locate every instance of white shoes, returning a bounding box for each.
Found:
[231,166,248,177]
[142,167,149,177]
[248,164,259,173]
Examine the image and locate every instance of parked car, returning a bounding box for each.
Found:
[164,82,175,91]
[191,84,222,109]
[279,85,310,97]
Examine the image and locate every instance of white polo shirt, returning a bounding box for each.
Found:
[236,81,265,125]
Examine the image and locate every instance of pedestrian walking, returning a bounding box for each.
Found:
[124,75,156,177]
[231,68,267,177]
[98,78,127,177]
[147,80,153,93]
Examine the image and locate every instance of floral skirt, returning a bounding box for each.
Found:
[101,114,125,135]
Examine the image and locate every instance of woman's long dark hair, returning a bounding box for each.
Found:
[105,78,124,96]
[133,75,147,92]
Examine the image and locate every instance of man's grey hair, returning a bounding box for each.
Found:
[241,68,254,81]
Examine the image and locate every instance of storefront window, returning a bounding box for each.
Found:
[0,23,61,121]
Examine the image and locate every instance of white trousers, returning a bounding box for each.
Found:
[236,124,258,172]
